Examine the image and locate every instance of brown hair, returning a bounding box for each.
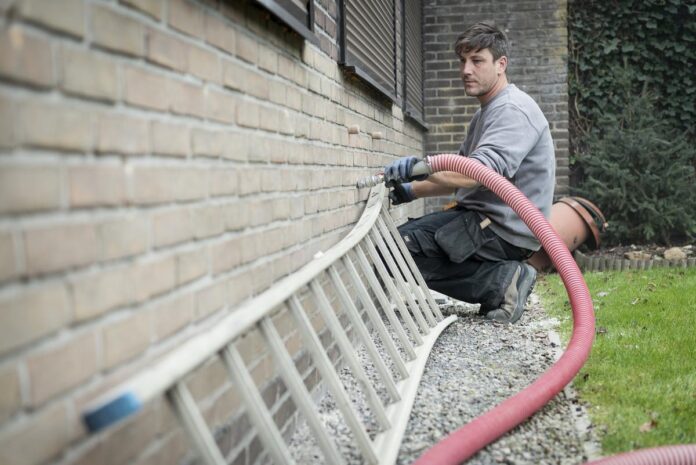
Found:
[454,21,509,61]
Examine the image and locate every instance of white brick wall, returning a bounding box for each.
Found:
[0,1,426,464]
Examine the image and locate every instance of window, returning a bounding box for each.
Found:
[339,0,397,101]
[339,0,425,128]
[254,0,318,45]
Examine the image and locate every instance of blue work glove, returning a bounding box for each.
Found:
[383,156,428,186]
[389,182,416,205]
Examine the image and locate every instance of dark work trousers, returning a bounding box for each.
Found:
[397,208,533,310]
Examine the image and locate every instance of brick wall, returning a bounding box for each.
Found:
[423,0,569,212]
[0,1,425,464]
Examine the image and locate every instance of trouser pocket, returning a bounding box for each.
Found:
[434,210,489,263]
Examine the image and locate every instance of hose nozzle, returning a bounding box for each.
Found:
[355,157,433,189]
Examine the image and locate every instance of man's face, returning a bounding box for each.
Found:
[458,48,506,98]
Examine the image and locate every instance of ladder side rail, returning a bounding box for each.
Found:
[81,187,388,432]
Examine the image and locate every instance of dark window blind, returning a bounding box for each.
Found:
[403,0,423,122]
[341,0,397,101]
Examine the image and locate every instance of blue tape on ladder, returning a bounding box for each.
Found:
[83,392,142,432]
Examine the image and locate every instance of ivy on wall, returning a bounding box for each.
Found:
[569,0,696,245]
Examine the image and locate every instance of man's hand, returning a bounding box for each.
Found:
[389,182,416,205]
[383,156,429,185]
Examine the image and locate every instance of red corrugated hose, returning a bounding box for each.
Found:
[412,154,696,465]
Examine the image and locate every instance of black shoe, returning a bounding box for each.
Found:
[485,263,536,324]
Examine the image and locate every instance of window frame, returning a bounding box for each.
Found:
[254,0,319,45]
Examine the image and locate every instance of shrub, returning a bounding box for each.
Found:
[572,66,696,245]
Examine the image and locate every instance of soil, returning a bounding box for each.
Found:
[580,242,695,260]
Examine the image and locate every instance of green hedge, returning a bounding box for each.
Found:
[568,0,696,245]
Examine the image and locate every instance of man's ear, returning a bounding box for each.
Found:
[497,56,508,74]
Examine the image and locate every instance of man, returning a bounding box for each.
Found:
[384,22,555,323]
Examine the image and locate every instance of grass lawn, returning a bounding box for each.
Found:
[537,267,696,454]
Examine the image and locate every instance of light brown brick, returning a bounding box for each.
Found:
[168,79,205,118]
[19,0,85,37]
[132,429,188,465]
[168,0,205,38]
[0,364,21,423]
[27,332,98,405]
[192,205,225,239]
[236,32,258,64]
[97,113,149,155]
[99,216,149,261]
[102,311,151,368]
[221,57,245,91]
[24,223,99,276]
[0,25,54,87]
[0,402,71,465]
[0,231,17,283]
[130,166,172,205]
[151,121,190,157]
[0,282,70,356]
[191,128,223,158]
[176,248,207,285]
[241,68,269,99]
[195,279,226,319]
[69,164,126,207]
[59,46,118,101]
[134,256,176,302]
[91,3,145,57]
[236,100,260,128]
[20,100,92,152]
[204,12,236,54]
[227,270,253,305]
[175,167,208,201]
[220,131,249,161]
[222,201,249,231]
[151,293,193,341]
[0,164,61,213]
[210,168,238,197]
[71,265,135,321]
[210,237,243,275]
[187,43,220,83]
[257,44,277,74]
[152,208,193,248]
[146,28,188,71]
[205,87,236,124]
[120,0,163,19]
[268,79,286,105]
[123,65,170,112]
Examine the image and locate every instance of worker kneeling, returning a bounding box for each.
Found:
[385,22,555,323]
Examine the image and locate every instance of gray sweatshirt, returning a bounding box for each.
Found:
[455,84,555,251]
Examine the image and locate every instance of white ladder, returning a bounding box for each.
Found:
[82,184,456,465]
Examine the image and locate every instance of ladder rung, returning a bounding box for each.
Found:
[352,245,417,361]
[287,295,379,464]
[167,383,227,465]
[309,279,391,431]
[328,264,401,402]
[220,343,296,465]
[259,316,346,465]
[342,253,409,379]
[365,233,425,344]
[375,217,435,330]
[380,207,444,321]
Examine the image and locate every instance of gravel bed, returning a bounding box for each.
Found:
[287,292,599,465]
